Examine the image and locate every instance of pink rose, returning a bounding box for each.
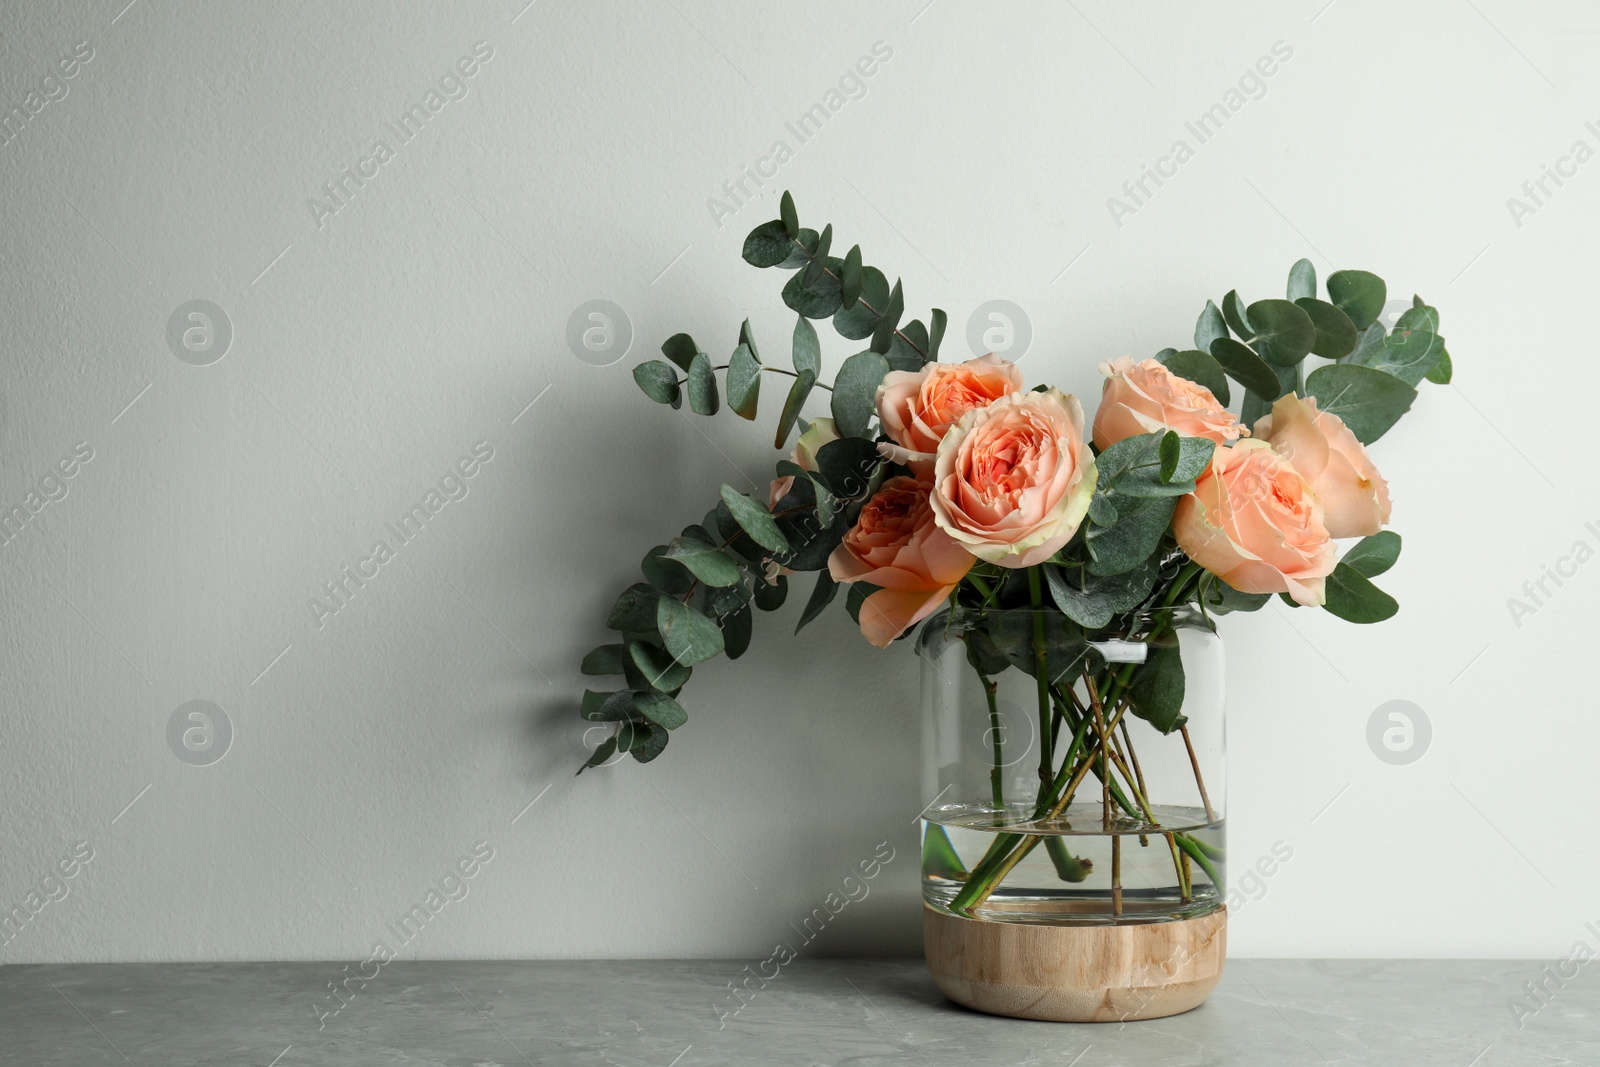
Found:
[828,477,975,648]
[929,388,1098,569]
[1252,394,1392,539]
[768,418,840,507]
[1172,439,1336,606]
[1092,356,1245,449]
[876,354,1024,457]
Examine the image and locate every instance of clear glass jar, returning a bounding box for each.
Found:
[919,605,1225,926]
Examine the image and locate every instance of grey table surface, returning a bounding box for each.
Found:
[0,958,1589,1066]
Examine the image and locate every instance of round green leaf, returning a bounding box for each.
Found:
[634,690,688,730]
[632,361,680,406]
[1245,299,1316,366]
[1327,270,1387,331]
[1305,363,1416,445]
[719,485,791,554]
[663,536,742,587]
[1208,337,1280,400]
[1158,349,1229,405]
[1294,297,1359,360]
[742,220,790,268]
[656,597,725,665]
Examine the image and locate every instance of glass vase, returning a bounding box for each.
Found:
[918,604,1227,1021]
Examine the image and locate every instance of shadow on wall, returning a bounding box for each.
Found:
[507,346,718,785]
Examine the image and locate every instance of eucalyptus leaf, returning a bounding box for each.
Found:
[656,597,725,664]
[577,736,616,773]
[1342,322,1388,366]
[1426,347,1453,385]
[1366,329,1444,387]
[664,537,742,587]
[1208,337,1280,400]
[1294,297,1359,360]
[831,350,891,437]
[1159,349,1229,405]
[607,583,660,632]
[581,689,634,722]
[629,724,670,763]
[836,243,863,305]
[929,308,948,359]
[986,609,1089,684]
[742,220,791,268]
[1395,303,1440,334]
[782,257,844,318]
[641,544,694,595]
[687,352,719,415]
[720,485,791,553]
[887,319,929,371]
[629,641,690,691]
[726,343,761,420]
[1086,496,1178,576]
[754,574,787,612]
[1246,299,1316,366]
[580,644,627,676]
[1128,643,1187,734]
[738,318,761,362]
[803,224,833,285]
[1194,300,1228,352]
[1342,531,1401,578]
[632,361,680,406]
[814,437,880,500]
[1327,269,1387,331]
[774,369,816,450]
[796,569,839,633]
[792,314,821,377]
[1305,363,1417,445]
[1222,290,1253,339]
[661,333,700,372]
[833,266,889,340]
[1321,562,1399,623]
[780,190,799,237]
[634,690,688,730]
[1287,258,1316,302]
[1203,579,1270,615]
[870,279,905,354]
[778,227,819,269]
[721,605,753,660]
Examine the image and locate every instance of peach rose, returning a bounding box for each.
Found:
[768,418,840,507]
[877,354,1023,457]
[828,477,975,648]
[929,388,1098,569]
[1092,356,1245,449]
[1252,394,1391,539]
[1172,439,1336,606]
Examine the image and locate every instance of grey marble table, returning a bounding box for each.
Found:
[0,958,1589,1066]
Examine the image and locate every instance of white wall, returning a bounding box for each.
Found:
[0,0,1595,963]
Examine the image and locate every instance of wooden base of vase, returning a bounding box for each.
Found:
[923,904,1227,1022]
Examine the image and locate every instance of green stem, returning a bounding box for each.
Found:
[1026,567,1054,804]
[1174,833,1223,888]
[980,672,1003,810]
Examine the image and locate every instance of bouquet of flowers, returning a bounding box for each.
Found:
[579,192,1446,786]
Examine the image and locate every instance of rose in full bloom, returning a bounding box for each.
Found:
[928,388,1097,569]
[1172,439,1336,606]
[876,353,1024,458]
[1092,356,1245,449]
[828,477,975,648]
[767,418,840,507]
[1252,393,1391,539]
